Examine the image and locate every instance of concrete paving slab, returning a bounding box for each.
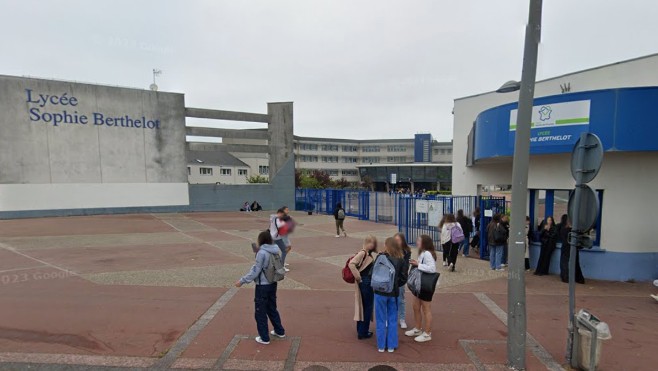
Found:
[27,243,248,274]
[0,232,197,251]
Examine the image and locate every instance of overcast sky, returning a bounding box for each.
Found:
[1,0,657,141]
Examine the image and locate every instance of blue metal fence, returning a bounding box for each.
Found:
[295,189,506,259]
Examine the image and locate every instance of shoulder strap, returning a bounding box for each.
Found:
[357,249,368,268]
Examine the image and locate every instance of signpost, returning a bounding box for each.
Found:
[567,133,603,367]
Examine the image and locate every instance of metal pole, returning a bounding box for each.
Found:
[508,0,542,369]
[567,132,588,366]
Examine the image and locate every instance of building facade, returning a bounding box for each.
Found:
[294,135,453,189]
[190,132,453,187]
[452,53,658,282]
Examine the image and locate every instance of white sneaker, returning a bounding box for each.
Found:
[501,263,507,267]
[284,267,290,272]
[378,348,385,353]
[270,330,286,339]
[651,294,658,302]
[405,328,422,337]
[255,336,270,345]
[335,235,341,238]
[399,320,407,329]
[442,261,448,267]
[387,348,395,353]
[414,332,432,343]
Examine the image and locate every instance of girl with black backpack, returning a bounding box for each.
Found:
[334,202,347,238]
[394,233,411,329]
[404,235,438,343]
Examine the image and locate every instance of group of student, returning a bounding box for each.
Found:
[348,232,438,352]
[484,212,585,283]
[240,200,263,212]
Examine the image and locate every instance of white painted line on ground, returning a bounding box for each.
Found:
[0,242,80,277]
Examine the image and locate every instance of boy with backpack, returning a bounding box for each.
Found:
[235,231,286,345]
[334,202,347,238]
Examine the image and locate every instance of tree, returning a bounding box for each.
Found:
[361,175,374,191]
[300,176,322,189]
[333,177,350,189]
[309,170,333,188]
[294,169,303,188]
[246,175,269,184]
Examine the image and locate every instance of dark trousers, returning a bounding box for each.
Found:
[560,245,585,284]
[357,276,374,337]
[254,283,285,342]
[443,241,459,267]
[502,244,508,264]
[535,244,555,275]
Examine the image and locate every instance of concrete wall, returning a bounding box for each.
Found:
[0,75,189,211]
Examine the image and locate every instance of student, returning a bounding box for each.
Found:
[500,215,510,267]
[486,214,506,271]
[349,235,378,340]
[251,201,263,212]
[235,231,285,345]
[270,208,289,267]
[241,202,251,212]
[281,206,295,272]
[457,209,473,257]
[471,208,481,253]
[334,202,347,238]
[535,216,557,276]
[558,214,585,284]
[440,214,460,272]
[372,237,407,353]
[438,216,448,266]
[405,235,438,343]
[394,233,411,329]
[525,216,531,271]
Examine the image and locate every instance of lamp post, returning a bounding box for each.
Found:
[497,1,543,369]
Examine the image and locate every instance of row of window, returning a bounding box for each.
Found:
[434,148,452,155]
[298,156,397,163]
[304,169,359,177]
[387,145,407,152]
[190,166,268,176]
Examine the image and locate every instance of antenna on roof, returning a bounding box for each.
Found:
[150,69,162,91]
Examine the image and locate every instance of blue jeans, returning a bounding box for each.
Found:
[397,286,406,321]
[461,238,470,256]
[375,294,399,350]
[254,283,285,342]
[357,276,374,337]
[489,245,503,270]
[275,239,288,265]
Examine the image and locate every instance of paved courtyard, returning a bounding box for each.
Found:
[0,212,655,370]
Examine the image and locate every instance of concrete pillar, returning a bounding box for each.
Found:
[267,102,294,178]
[411,181,415,194]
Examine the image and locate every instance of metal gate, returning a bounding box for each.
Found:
[477,196,508,259]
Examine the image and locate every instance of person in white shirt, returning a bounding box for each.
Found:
[405,235,439,343]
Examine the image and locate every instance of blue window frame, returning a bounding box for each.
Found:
[529,188,603,247]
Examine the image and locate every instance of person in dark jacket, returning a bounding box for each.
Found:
[535,216,557,276]
[373,237,408,353]
[558,214,585,284]
[486,214,506,270]
[333,203,347,238]
[457,209,473,257]
[500,215,510,266]
[394,233,411,329]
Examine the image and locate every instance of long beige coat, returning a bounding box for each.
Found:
[348,250,374,321]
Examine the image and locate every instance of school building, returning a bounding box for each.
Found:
[452,53,658,282]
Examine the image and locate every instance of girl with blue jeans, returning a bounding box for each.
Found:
[373,237,408,353]
[486,214,506,270]
[394,233,411,329]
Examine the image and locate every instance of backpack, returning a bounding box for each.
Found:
[261,251,286,283]
[342,250,367,284]
[337,209,346,220]
[493,223,508,245]
[271,216,290,237]
[451,224,465,244]
[370,254,396,294]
